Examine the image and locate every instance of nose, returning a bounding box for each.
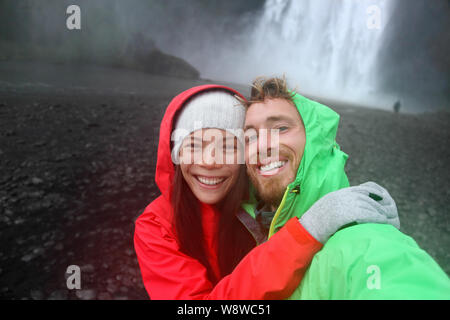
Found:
[259,134,270,158]
[257,129,279,162]
[200,144,223,169]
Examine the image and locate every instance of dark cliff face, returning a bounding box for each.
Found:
[0,0,263,53]
[0,0,264,79]
[377,0,450,104]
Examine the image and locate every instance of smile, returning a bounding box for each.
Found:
[196,176,226,186]
[258,160,287,176]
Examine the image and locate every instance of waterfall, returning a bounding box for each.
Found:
[245,0,395,108]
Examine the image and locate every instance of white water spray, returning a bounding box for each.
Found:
[241,0,396,108]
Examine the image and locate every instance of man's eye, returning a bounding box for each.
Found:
[277,126,289,132]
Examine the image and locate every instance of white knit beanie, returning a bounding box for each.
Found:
[171,90,246,164]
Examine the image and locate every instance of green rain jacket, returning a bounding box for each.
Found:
[244,93,450,299]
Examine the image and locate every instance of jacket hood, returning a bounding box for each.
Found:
[155,85,246,199]
[267,93,350,237]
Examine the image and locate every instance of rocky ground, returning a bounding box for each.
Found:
[335,105,450,274]
[334,103,450,273]
[0,63,448,300]
[0,91,168,300]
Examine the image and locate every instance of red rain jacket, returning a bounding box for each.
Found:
[134,85,323,300]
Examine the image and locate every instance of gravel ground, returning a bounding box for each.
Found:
[0,64,448,300]
[0,91,168,299]
[334,102,450,275]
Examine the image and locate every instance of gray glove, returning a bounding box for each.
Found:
[299,182,400,243]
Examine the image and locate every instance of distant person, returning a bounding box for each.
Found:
[242,76,450,299]
[133,84,399,299]
[393,100,401,113]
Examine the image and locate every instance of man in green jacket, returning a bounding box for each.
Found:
[241,77,450,299]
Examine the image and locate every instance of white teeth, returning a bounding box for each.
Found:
[260,161,286,172]
[197,176,225,185]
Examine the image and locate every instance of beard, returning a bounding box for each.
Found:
[249,173,286,209]
[247,147,301,210]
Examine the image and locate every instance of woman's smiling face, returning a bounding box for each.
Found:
[179,128,242,204]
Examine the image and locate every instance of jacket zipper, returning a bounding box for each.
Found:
[267,185,300,239]
[267,187,289,239]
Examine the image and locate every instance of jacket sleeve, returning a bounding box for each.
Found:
[292,224,450,300]
[134,214,323,300]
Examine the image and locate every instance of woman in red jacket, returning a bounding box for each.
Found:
[133,85,396,300]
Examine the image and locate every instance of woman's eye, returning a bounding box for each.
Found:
[185,143,201,152]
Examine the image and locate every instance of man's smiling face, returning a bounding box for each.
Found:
[244,98,306,210]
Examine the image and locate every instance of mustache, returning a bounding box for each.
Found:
[247,147,292,166]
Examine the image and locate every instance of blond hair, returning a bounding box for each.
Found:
[242,76,296,108]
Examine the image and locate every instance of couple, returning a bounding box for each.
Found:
[134,77,449,300]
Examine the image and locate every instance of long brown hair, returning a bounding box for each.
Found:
[171,165,255,284]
